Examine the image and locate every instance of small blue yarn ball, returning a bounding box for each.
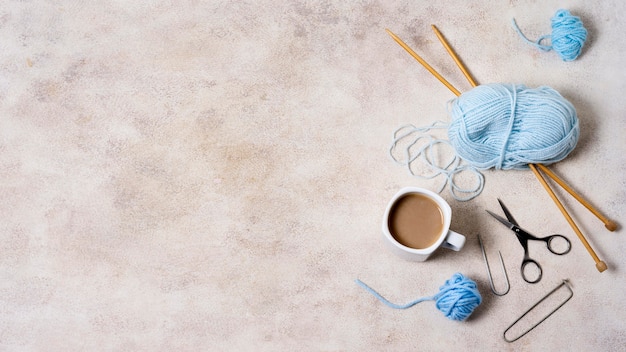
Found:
[434,273,482,321]
[447,83,579,170]
[550,9,588,61]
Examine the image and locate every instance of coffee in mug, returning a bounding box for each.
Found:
[382,187,465,261]
[388,193,444,249]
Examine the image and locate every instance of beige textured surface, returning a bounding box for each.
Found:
[1,1,625,351]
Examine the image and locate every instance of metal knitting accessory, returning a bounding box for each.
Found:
[478,234,510,296]
[503,280,574,343]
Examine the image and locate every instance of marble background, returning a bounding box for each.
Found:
[1,1,624,351]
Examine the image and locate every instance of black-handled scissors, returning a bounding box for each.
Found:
[486,199,571,284]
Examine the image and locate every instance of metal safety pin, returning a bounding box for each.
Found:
[478,234,510,296]
[503,280,574,343]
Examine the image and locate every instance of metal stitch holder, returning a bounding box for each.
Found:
[478,234,510,296]
[503,280,574,343]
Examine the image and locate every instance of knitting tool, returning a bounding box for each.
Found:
[503,279,574,342]
[487,198,571,283]
[386,27,611,272]
[385,29,461,96]
[512,9,588,61]
[529,164,608,272]
[430,25,477,87]
[478,234,510,296]
[534,163,618,231]
[355,273,482,321]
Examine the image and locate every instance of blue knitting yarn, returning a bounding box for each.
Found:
[447,83,579,170]
[355,273,482,321]
[433,273,482,321]
[513,9,588,61]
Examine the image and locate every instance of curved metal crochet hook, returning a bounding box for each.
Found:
[478,234,510,296]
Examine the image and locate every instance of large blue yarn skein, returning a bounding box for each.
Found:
[447,83,579,170]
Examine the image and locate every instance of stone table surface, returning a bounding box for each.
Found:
[1,1,625,351]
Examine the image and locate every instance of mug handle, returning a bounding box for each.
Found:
[441,230,466,251]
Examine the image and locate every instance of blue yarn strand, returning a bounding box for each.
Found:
[355,279,433,310]
[356,273,482,321]
[389,122,485,201]
[512,9,587,61]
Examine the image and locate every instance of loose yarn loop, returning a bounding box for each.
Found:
[355,273,482,321]
[389,122,485,201]
[447,83,579,170]
[513,9,588,61]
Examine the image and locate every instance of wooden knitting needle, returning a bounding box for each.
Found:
[431,25,478,88]
[385,29,462,96]
[530,164,607,272]
[535,163,618,231]
[387,26,609,272]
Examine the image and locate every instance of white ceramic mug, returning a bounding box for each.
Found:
[382,187,465,261]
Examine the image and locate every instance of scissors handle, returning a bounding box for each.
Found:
[521,258,543,284]
[544,234,571,255]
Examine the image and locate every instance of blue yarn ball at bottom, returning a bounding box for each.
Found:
[447,83,579,170]
[434,273,482,321]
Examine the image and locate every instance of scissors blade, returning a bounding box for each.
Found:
[497,198,519,226]
[486,210,516,230]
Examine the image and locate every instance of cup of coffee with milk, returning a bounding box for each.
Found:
[382,187,465,261]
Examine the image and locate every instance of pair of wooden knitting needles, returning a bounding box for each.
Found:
[385,26,617,272]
